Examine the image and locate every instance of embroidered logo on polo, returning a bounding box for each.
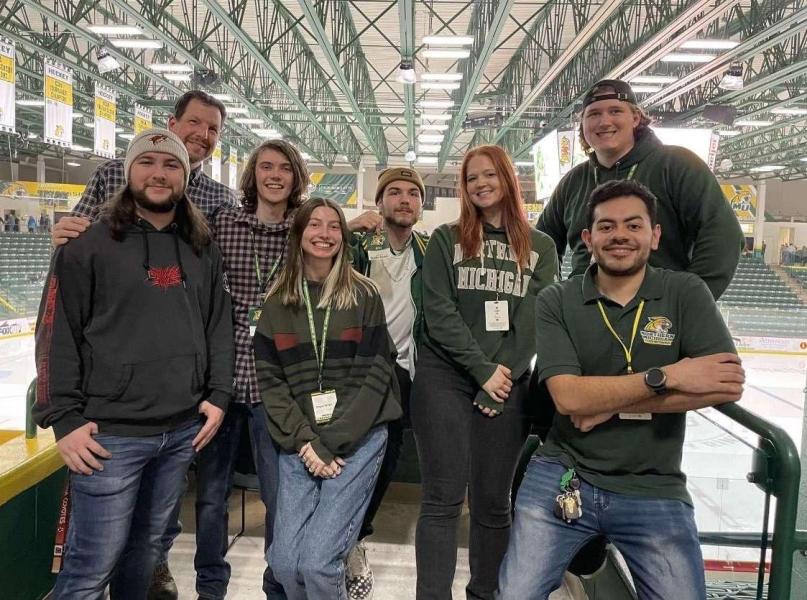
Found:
[640,316,676,346]
[147,265,183,290]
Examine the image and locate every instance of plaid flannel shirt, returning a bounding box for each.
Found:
[213,207,291,404]
[71,159,237,221]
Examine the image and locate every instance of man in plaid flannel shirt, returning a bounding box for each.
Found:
[52,90,236,600]
[194,138,310,600]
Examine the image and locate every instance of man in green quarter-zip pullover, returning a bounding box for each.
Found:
[538,79,743,300]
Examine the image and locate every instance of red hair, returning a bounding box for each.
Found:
[458,145,532,268]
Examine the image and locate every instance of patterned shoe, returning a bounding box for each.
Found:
[345,540,374,600]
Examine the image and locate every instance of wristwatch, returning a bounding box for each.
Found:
[644,367,667,395]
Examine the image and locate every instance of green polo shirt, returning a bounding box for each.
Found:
[535,264,736,505]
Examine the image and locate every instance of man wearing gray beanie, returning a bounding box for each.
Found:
[34,126,233,600]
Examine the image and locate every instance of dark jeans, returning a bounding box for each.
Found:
[54,419,201,600]
[359,363,411,540]
[162,402,284,600]
[411,347,530,600]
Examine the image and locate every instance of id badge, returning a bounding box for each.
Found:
[619,413,652,421]
[485,300,509,331]
[248,306,263,337]
[311,389,337,424]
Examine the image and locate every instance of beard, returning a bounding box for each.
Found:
[383,207,418,229]
[132,187,183,214]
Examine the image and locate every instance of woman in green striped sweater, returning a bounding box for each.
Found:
[254,197,401,600]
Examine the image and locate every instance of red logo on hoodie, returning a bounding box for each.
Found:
[148,265,183,290]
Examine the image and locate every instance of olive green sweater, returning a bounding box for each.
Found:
[421,223,558,386]
[537,129,743,299]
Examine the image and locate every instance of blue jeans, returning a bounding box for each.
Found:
[193,402,283,599]
[497,458,706,600]
[53,418,201,600]
[269,425,388,600]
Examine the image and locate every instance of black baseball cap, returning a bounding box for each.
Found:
[582,79,638,110]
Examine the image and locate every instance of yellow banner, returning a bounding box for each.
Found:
[0,54,13,84]
[95,96,115,122]
[134,104,152,134]
[45,76,72,106]
[721,184,757,223]
[0,180,85,210]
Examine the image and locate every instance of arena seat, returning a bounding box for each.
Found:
[0,232,51,318]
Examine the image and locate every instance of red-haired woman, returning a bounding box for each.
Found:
[411,145,558,599]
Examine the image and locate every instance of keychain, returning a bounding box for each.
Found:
[553,468,583,524]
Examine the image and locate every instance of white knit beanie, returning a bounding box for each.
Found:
[123,128,190,188]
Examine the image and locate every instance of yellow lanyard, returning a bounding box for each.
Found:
[596,299,645,374]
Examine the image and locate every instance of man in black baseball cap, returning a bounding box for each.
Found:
[538,78,742,300]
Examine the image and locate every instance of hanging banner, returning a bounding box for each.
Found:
[93,84,116,159]
[211,142,222,182]
[44,60,73,147]
[228,148,238,190]
[0,38,15,133]
[134,104,152,134]
[310,173,358,207]
[721,184,757,223]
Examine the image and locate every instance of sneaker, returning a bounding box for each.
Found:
[345,540,374,600]
[147,562,178,600]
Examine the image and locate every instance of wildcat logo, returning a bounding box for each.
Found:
[640,316,675,346]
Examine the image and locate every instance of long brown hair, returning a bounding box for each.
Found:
[101,186,211,254]
[240,139,310,214]
[268,197,375,310]
[458,145,532,268]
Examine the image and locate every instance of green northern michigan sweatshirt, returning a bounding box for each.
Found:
[537,129,744,299]
[422,223,558,386]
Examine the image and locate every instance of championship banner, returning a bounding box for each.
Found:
[721,184,757,223]
[93,84,116,159]
[228,149,238,190]
[525,202,544,222]
[0,180,86,210]
[310,173,357,207]
[134,104,152,134]
[211,143,222,182]
[43,60,73,147]
[0,38,15,133]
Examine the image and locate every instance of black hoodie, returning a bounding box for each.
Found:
[34,216,233,439]
[537,129,744,299]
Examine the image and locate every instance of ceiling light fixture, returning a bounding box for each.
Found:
[418,134,445,143]
[96,47,121,74]
[421,73,464,81]
[252,129,282,139]
[397,60,417,84]
[419,100,454,109]
[418,144,441,153]
[211,94,232,101]
[421,82,461,91]
[164,73,191,82]
[716,130,741,136]
[120,133,134,140]
[149,63,193,72]
[71,144,92,152]
[420,124,449,131]
[735,119,774,127]
[66,161,81,167]
[771,107,807,116]
[88,25,143,36]
[16,99,45,107]
[419,113,452,120]
[630,85,663,93]
[225,106,249,115]
[423,35,474,46]
[405,149,416,162]
[422,49,471,60]
[749,165,786,172]
[680,39,739,50]
[417,156,439,164]
[234,118,264,125]
[661,53,716,63]
[514,161,534,167]
[109,39,163,49]
[84,121,95,128]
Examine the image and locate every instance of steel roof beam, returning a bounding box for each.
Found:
[436,0,515,169]
[399,0,415,153]
[296,0,388,163]
[492,0,624,144]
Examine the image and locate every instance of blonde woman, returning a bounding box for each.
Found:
[254,198,401,600]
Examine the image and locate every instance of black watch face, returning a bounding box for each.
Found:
[646,368,665,387]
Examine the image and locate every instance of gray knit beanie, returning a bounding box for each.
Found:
[123,128,190,188]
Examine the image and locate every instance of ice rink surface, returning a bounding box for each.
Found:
[2,335,804,565]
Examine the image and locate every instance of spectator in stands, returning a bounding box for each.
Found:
[50,89,236,600]
[343,167,429,599]
[412,145,558,600]
[197,138,310,600]
[498,180,744,600]
[7,212,18,232]
[254,197,401,600]
[538,79,743,300]
[33,129,233,600]
[27,214,37,233]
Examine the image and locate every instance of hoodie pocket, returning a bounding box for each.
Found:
[84,354,203,422]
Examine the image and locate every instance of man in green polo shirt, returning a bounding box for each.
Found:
[498,180,745,600]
